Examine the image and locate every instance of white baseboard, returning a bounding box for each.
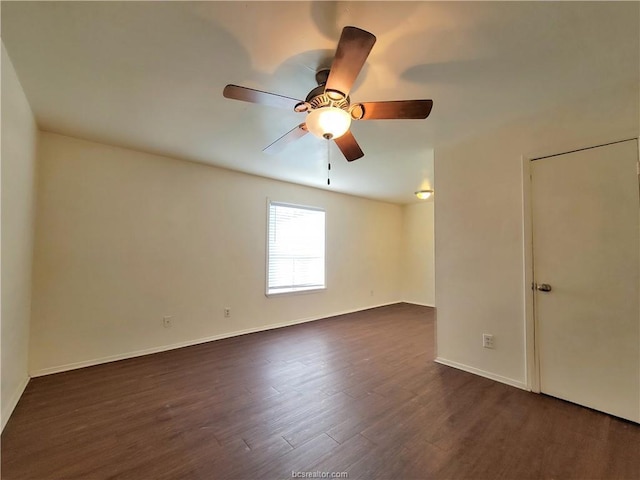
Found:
[435,356,529,391]
[403,301,435,308]
[1,375,30,432]
[30,301,401,377]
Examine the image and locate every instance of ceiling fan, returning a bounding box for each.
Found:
[223,26,433,162]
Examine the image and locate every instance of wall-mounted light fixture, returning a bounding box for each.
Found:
[415,189,434,200]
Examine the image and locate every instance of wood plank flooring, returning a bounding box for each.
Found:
[2,303,639,479]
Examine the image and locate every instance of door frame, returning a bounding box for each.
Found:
[521,135,639,393]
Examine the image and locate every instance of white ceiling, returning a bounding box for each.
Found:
[2,1,638,204]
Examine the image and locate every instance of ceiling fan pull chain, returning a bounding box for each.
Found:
[327,139,331,186]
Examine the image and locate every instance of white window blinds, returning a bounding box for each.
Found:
[267,201,326,295]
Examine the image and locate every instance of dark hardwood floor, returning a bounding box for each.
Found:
[2,303,639,480]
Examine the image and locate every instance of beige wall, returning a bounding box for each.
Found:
[30,132,404,375]
[1,44,39,430]
[434,83,639,388]
[401,202,435,306]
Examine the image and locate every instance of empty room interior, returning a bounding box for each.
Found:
[2,2,639,479]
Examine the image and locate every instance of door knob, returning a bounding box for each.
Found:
[536,283,552,292]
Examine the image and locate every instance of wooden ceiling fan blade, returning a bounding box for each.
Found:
[223,84,302,111]
[355,100,434,120]
[334,130,364,162]
[263,124,308,154]
[325,26,376,97]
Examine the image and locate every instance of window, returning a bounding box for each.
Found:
[267,201,325,295]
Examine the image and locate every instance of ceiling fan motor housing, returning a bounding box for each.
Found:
[294,64,371,120]
[305,85,350,110]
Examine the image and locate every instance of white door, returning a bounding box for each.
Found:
[531,139,639,422]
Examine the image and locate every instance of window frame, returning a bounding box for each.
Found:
[265,199,327,297]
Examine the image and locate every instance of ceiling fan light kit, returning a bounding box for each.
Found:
[305,106,351,140]
[223,26,433,162]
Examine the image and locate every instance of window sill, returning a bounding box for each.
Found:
[265,286,326,297]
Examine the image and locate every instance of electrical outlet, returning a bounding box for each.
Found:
[163,316,173,328]
[370,290,374,297]
[482,334,494,349]
[224,307,231,318]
